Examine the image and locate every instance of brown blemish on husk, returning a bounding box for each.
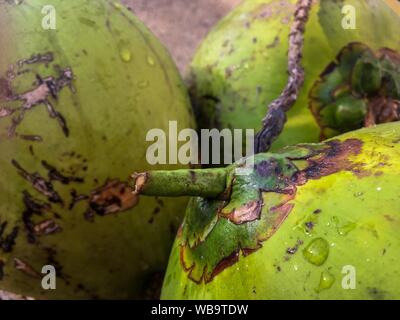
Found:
[33,219,62,236]
[286,239,304,255]
[0,53,74,138]
[0,221,19,253]
[17,52,54,68]
[89,179,138,216]
[365,97,400,127]
[41,160,84,184]
[225,200,262,225]
[14,258,41,278]
[292,139,363,182]
[69,189,89,210]
[12,160,63,204]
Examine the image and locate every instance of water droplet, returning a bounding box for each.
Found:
[303,238,329,266]
[120,48,132,62]
[137,80,149,89]
[316,271,335,292]
[147,56,155,66]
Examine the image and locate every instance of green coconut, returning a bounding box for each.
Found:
[132,122,400,299]
[189,0,400,151]
[0,0,194,299]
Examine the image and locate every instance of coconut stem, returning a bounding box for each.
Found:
[254,0,313,153]
[131,168,228,198]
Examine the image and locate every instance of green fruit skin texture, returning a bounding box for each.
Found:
[189,0,400,151]
[0,0,194,299]
[162,122,400,299]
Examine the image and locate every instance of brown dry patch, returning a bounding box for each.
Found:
[293,139,364,183]
[365,97,400,127]
[33,219,62,236]
[225,200,262,225]
[89,179,138,216]
[14,258,41,278]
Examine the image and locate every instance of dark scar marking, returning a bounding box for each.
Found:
[41,160,84,184]
[33,219,62,236]
[22,190,52,243]
[17,52,54,68]
[12,160,63,204]
[14,258,40,278]
[1,227,19,253]
[0,53,74,139]
[44,247,67,281]
[0,220,19,254]
[19,134,43,142]
[69,189,89,210]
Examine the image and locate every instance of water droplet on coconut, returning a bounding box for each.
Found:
[303,238,329,266]
[316,271,335,292]
[120,48,132,62]
[147,56,156,66]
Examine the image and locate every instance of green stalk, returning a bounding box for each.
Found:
[131,168,228,198]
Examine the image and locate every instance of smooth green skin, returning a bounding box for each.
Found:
[0,0,194,299]
[189,0,400,151]
[162,122,400,299]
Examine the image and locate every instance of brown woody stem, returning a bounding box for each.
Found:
[254,0,313,153]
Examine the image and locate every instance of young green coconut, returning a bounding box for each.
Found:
[132,121,400,299]
[0,0,194,299]
[189,0,400,151]
[130,0,400,299]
